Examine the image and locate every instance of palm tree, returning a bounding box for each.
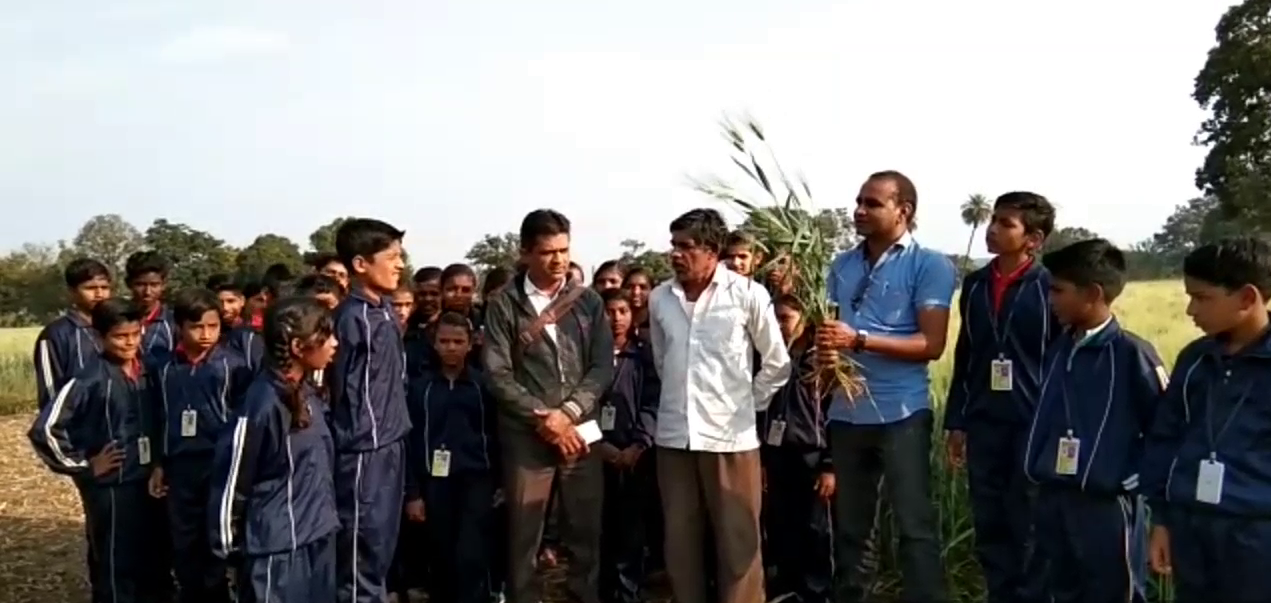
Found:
[960,194,993,273]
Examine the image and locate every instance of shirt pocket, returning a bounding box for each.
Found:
[699,299,750,358]
[877,279,914,325]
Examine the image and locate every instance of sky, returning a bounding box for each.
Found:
[0,0,1240,270]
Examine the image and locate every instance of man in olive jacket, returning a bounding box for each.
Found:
[482,209,615,603]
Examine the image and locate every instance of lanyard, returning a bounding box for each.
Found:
[849,245,900,313]
[1205,361,1255,456]
[1059,338,1090,435]
[981,278,1024,355]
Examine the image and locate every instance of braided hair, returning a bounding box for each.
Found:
[263,296,334,430]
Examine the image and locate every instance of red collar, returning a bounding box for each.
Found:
[142,304,163,325]
[122,358,142,382]
[990,257,1033,313]
[249,310,264,330]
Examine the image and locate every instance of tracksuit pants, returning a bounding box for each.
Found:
[165,455,230,603]
[964,419,1042,603]
[1034,486,1146,603]
[761,447,832,603]
[425,472,496,603]
[1169,509,1271,602]
[239,534,337,603]
[77,479,167,603]
[599,455,655,603]
[335,440,406,603]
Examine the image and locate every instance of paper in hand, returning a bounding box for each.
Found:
[575,420,603,444]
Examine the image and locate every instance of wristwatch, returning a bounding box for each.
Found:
[851,330,869,353]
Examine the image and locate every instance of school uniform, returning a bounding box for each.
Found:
[597,339,659,603]
[223,325,265,372]
[406,367,498,603]
[154,345,254,603]
[1141,326,1271,602]
[32,311,102,410]
[404,310,485,379]
[28,359,167,603]
[328,288,413,603]
[758,349,832,603]
[1023,318,1164,603]
[942,260,1054,603]
[141,304,176,361]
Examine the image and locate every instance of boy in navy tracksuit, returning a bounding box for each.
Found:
[150,288,254,603]
[33,258,113,410]
[1022,239,1165,603]
[126,251,176,360]
[329,218,413,603]
[943,192,1056,603]
[208,297,341,603]
[405,312,499,603]
[28,298,167,603]
[1142,237,1271,602]
[593,289,659,603]
[759,294,833,603]
[206,274,246,330]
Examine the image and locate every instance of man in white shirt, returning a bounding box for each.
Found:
[648,208,792,603]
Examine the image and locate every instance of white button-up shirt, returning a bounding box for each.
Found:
[522,277,562,344]
[649,265,792,452]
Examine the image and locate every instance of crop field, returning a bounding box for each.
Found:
[0,282,1200,602]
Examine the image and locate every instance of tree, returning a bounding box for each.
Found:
[959,194,992,273]
[308,216,355,254]
[72,214,142,277]
[1194,0,1271,228]
[465,232,521,273]
[235,234,304,279]
[143,219,238,290]
[1042,226,1101,254]
[0,243,68,325]
[617,239,673,283]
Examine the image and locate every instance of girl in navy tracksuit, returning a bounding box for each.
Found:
[405,312,499,603]
[594,289,660,603]
[150,289,254,603]
[208,297,341,603]
[28,298,167,603]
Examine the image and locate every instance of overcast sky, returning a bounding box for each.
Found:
[0,0,1237,269]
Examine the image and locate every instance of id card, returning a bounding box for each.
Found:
[180,409,198,438]
[1197,459,1225,505]
[1055,436,1080,476]
[766,420,787,446]
[431,449,452,478]
[600,406,616,431]
[990,359,1014,391]
[138,436,152,465]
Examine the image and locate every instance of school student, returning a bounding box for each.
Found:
[33,258,113,410]
[621,267,654,338]
[480,267,513,302]
[311,251,351,294]
[149,288,254,603]
[593,289,659,603]
[28,298,166,603]
[126,251,176,359]
[208,297,341,603]
[391,283,415,331]
[592,260,624,293]
[722,230,762,278]
[295,273,343,311]
[568,261,586,286]
[1142,237,1271,601]
[942,192,1056,603]
[1021,239,1164,603]
[242,280,275,331]
[410,266,444,328]
[442,263,480,320]
[760,295,834,603]
[405,312,499,603]
[205,274,246,329]
[329,218,413,603]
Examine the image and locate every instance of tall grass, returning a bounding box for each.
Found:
[0,327,37,415]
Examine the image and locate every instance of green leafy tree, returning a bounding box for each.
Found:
[72,214,142,278]
[617,239,673,283]
[143,219,237,290]
[1194,0,1271,228]
[1041,226,1102,254]
[959,194,992,273]
[465,232,521,273]
[0,243,69,324]
[235,234,304,279]
[308,216,355,254]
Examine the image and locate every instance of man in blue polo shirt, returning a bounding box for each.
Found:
[816,170,957,603]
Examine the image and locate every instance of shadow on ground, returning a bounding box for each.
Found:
[0,515,90,603]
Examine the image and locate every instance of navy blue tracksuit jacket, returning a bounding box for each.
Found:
[153,345,254,603]
[598,339,660,603]
[759,349,833,603]
[1023,319,1165,603]
[1142,327,1271,602]
[406,367,498,603]
[223,325,264,372]
[32,312,101,410]
[328,288,412,603]
[943,261,1056,603]
[141,305,176,361]
[208,373,340,603]
[29,359,167,603]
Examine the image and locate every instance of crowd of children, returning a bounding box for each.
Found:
[22,204,1271,603]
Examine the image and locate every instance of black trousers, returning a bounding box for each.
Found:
[762,447,832,603]
[599,453,656,603]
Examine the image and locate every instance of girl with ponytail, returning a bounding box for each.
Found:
[207,296,341,602]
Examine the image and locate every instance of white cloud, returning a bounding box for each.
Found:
[158,26,291,64]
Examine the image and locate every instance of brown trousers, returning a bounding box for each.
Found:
[657,447,765,603]
[501,427,604,603]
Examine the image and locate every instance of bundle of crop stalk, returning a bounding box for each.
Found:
[690,114,866,403]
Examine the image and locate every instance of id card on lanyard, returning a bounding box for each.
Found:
[1199,369,1253,505]
[983,282,1023,392]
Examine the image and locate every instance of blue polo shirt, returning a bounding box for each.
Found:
[826,233,957,425]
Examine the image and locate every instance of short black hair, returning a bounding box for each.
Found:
[774,293,804,313]
[1183,236,1271,299]
[172,288,222,326]
[205,273,240,294]
[441,263,477,285]
[593,260,624,281]
[669,208,729,254]
[335,218,406,270]
[308,252,341,270]
[413,266,442,284]
[124,251,169,283]
[994,191,1056,238]
[482,267,513,297]
[519,210,571,251]
[243,279,267,299]
[601,288,632,305]
[1042,238,1127,303]
[91,298,143,336]
[725,230,758,250]
[435,311,473,335]
[64,258,111,288]
[868,170,919,228]
[264,263,294,283]
[295,274,342,298]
